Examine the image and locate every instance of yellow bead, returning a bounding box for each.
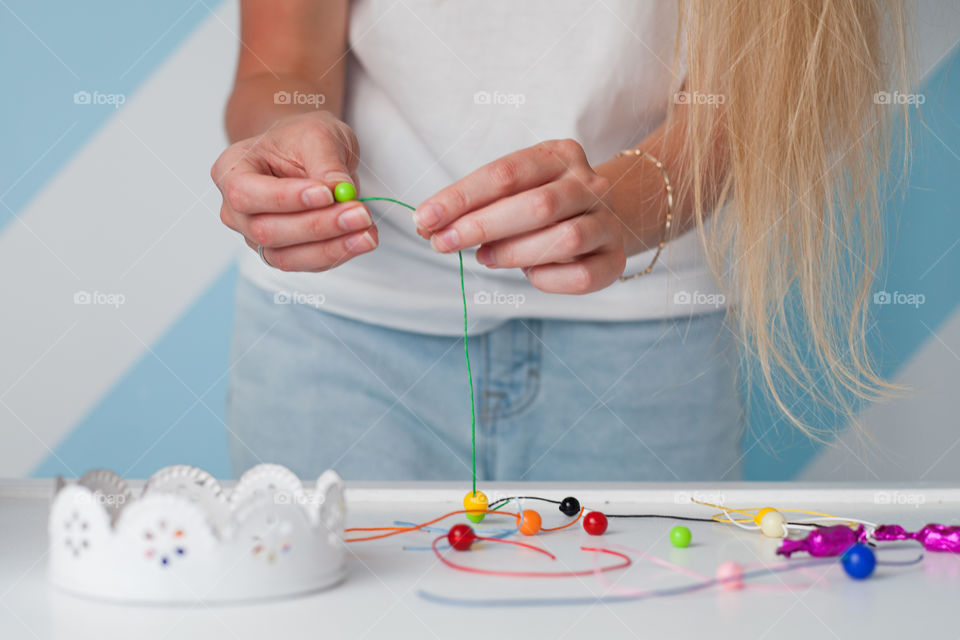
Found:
[463,491,488,523]
[759,510,787,538]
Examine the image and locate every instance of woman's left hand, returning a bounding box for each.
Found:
[414,139,626,294]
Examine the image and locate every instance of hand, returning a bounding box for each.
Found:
[211,111,377,272]
[414,139,625,294]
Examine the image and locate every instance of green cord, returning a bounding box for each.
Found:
[356,196,416,209]
[358,196,479,494]
[458,250,477,495]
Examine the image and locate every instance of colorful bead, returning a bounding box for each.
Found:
[759,510,787,538]
[841,544,876,579]
[715,561,743,591]
[670,525,692,548]
[333,182,357,202]
[753,507,776,525]
[559,497,580,517]
[519,510,542,536]
[463,490,488,523]
[448,524,476,551]
[583,511,608,536]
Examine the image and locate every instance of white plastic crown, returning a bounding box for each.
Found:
[48,464,346,603]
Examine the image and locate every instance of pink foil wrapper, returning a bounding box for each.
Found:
[871,524,960,553]
[777,525,864,558]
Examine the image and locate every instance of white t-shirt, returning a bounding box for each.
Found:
[239,0,725,336]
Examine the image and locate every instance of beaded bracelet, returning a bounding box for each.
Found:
[615,148,674,281]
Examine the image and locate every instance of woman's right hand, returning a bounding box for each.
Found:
[211,111,377,272]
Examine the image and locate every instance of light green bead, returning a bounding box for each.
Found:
[334,182,357,202]
[670,525,692,548]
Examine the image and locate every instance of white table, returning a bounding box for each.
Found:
[2,481,958,639]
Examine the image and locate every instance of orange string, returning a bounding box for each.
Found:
[541,507,584,532]
[344,509,519,543]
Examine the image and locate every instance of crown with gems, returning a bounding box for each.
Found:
[48,463,346,603]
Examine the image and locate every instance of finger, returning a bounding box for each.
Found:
[299,120,360,187]
[212,143,338,214]
[246,227,378,272]
[220,171,335,214]
[475,212,614,268]
[429,177,597,253]
[220,202,241,233]
[239,202,373,249]
[523,249,626,295]
[415,139,582,232]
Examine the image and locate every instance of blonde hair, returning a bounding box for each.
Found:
[677,0,912,439]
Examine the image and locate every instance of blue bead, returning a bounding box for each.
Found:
[841,544,876,579]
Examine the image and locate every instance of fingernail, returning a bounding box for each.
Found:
[476,246,493,266]
[337,206,372,232]
[431,228,459,252]
[302,185,333,208]
[346,231,376,253]
[415,203,442,229]
[324,171,353,184]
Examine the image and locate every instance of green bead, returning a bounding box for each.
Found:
[334,182,357,202]
[465,512,485,524]
[670,525,692,548]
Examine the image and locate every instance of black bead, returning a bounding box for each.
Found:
[559,497,580,517]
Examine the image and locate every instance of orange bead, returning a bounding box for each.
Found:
[518,510,542,536]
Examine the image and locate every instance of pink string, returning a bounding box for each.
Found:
[591,543,819,595]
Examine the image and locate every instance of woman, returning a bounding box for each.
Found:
[212,1,909,481]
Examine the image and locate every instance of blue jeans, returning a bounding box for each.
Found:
[226,277,744,481]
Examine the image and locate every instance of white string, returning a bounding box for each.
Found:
[716,507,761,531]
[789,515,878,536]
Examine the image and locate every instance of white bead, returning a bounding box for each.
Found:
[759,510,787,538]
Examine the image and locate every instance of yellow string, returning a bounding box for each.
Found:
[690,498,859,528]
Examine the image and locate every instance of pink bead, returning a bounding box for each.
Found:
[715,561,744,591]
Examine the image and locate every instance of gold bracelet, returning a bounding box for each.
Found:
[615,148,674,281]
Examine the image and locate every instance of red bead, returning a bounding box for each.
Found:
[583,511,608,536]
[448,524,476,551]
